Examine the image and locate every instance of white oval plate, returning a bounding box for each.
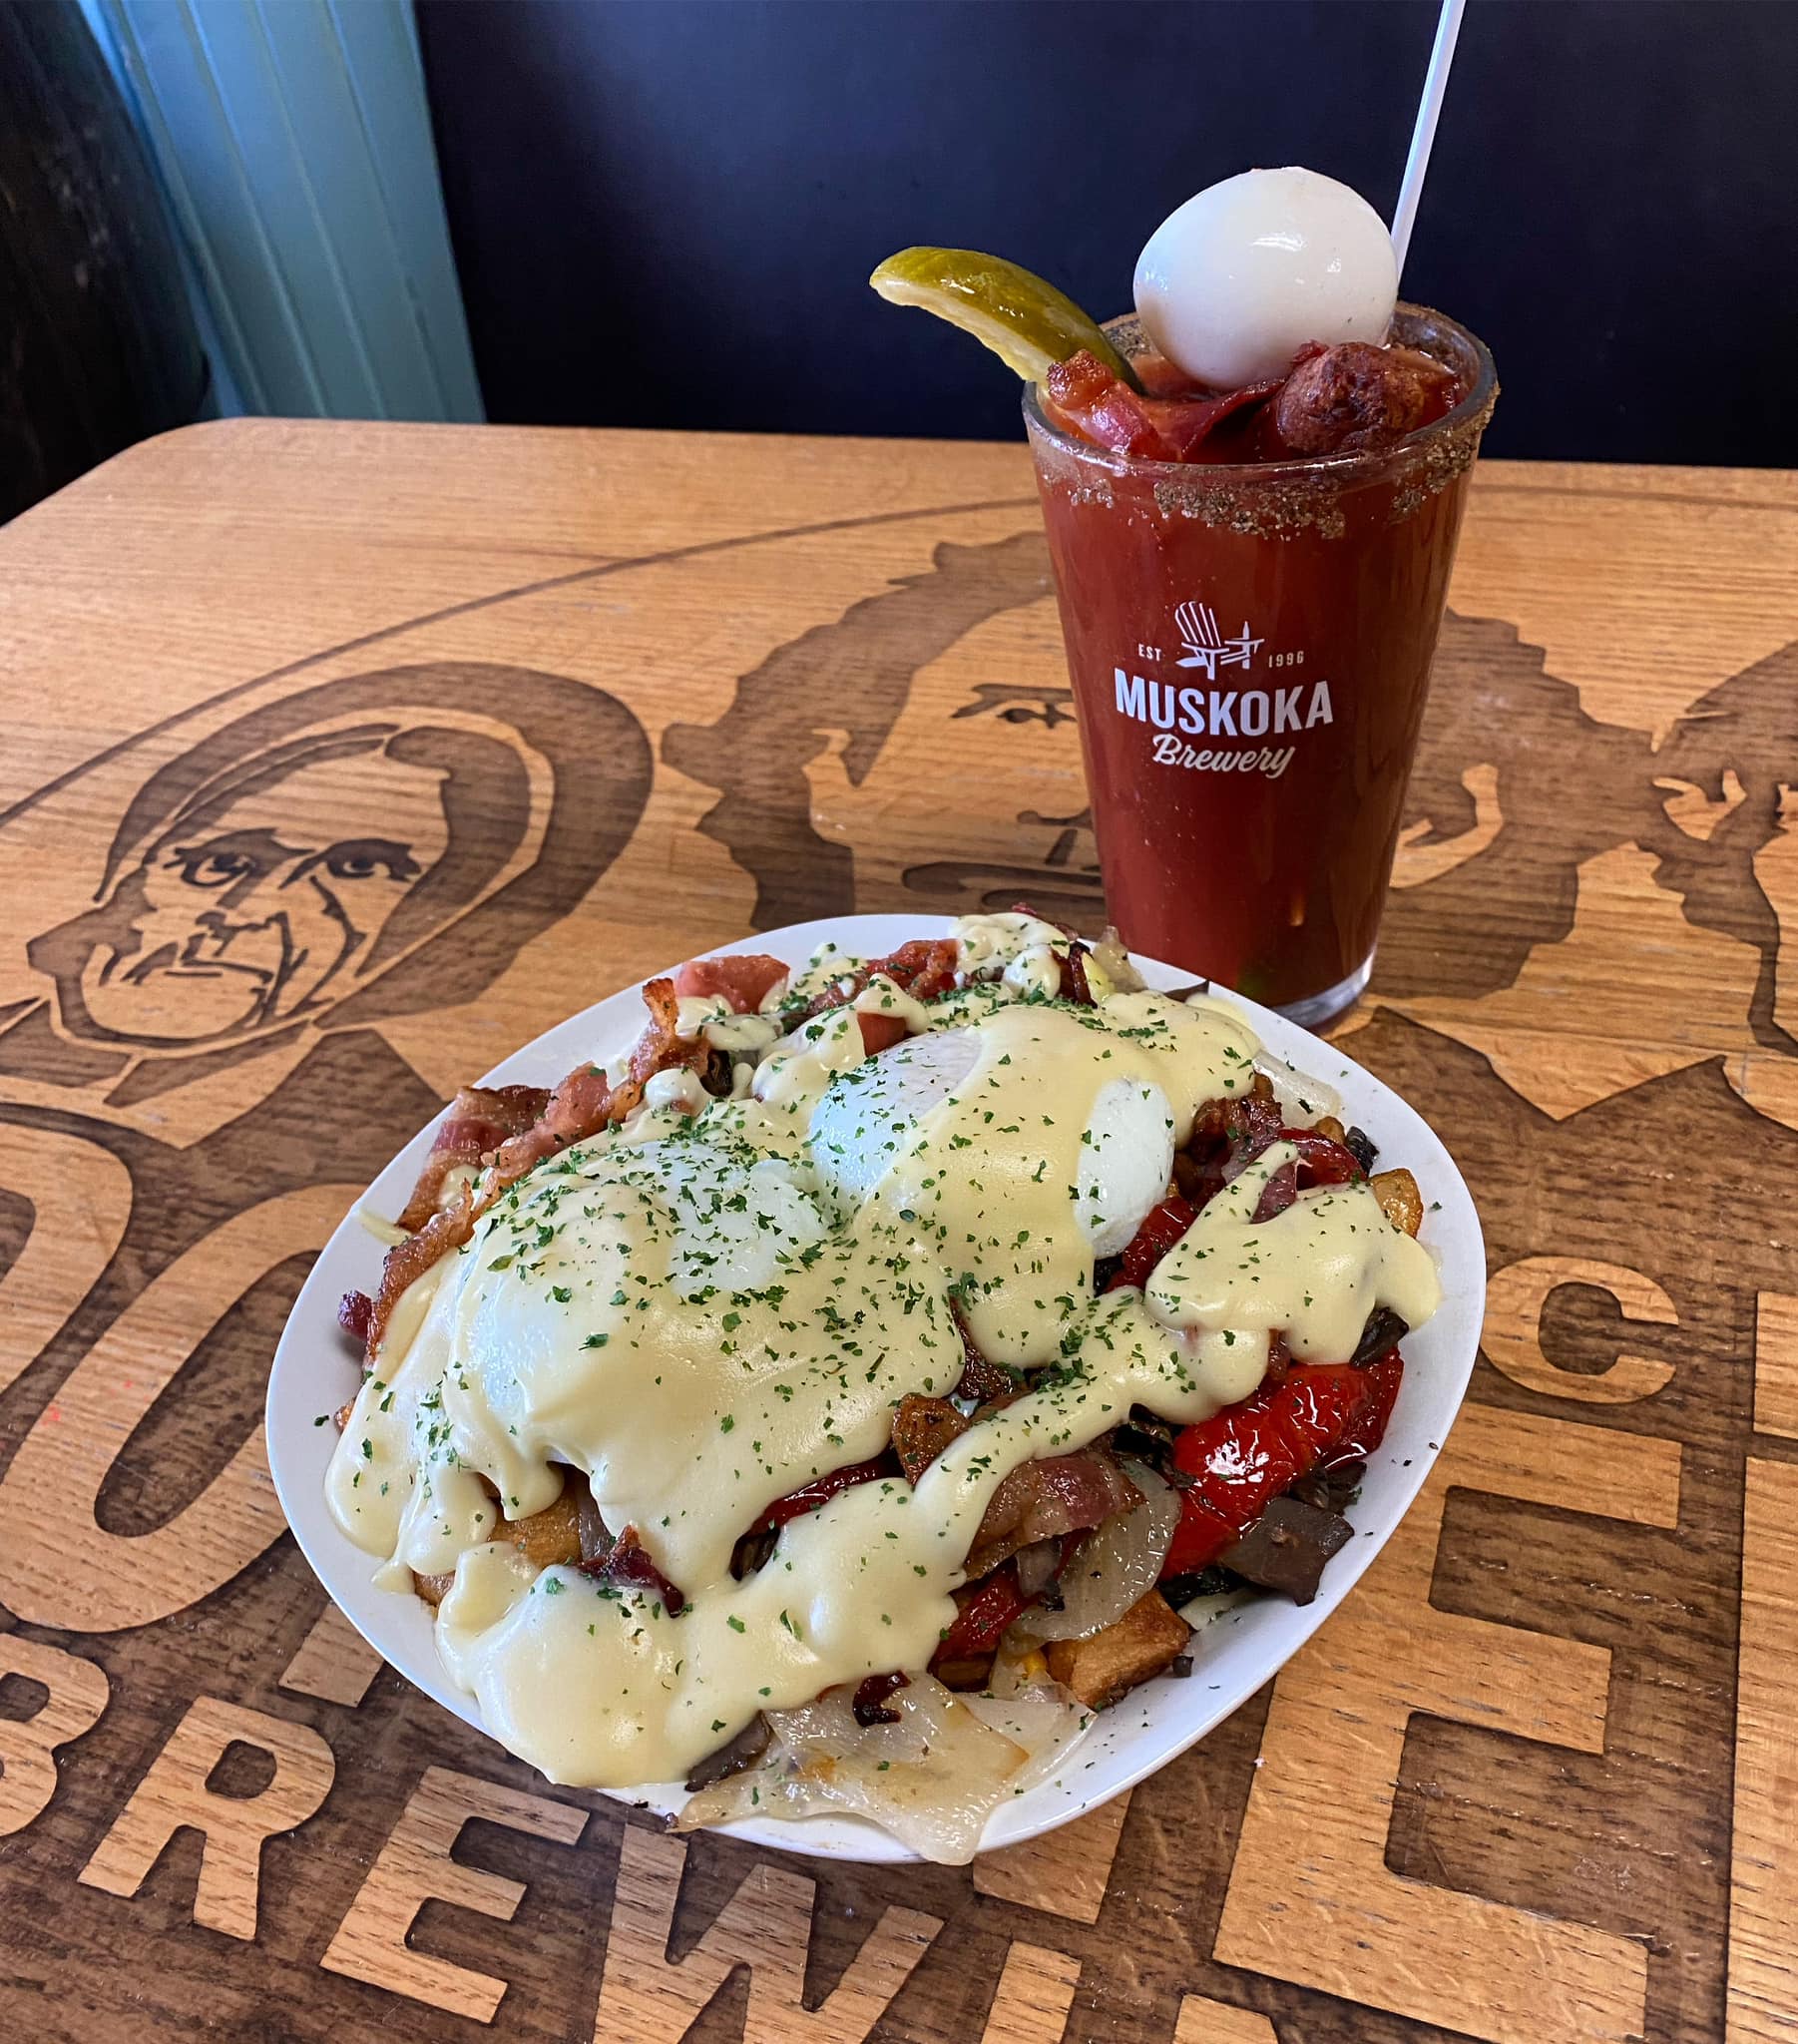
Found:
[267,913,1484,1862]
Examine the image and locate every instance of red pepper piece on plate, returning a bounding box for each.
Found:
[747,1453,897,1537]
[931,1563,1027,1668]
[1158,1350,1404,1578]
[1107,1196,1199,1291]
[856,1010,910,1055]
[853,1670,909,1725]
[1281,1128,1365,1185]
[1246,1128,1365,1222]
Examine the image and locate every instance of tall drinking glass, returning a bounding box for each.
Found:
[1025,304,1497,1026]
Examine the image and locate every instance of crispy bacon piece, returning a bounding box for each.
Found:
[1045,350,1287,463]
[488,977,704,1186]
[1060,940,1096,1006]
[1151,377,1287,461]
[1046,350,1175,459]
[963,1449,1141,1577]
[674,952,789,1012]
[800,938,962,1021]
[337,1289,372,1348]
[395,1084,552,1233]
[364,1196,478,1366]
[1174,1072,1285,1209]
[363,978,707,1365]
[891,1391,1142,1580]
[869,938,960,1001]
[1186,1070,1283,1157]
[579,1524,685,1615]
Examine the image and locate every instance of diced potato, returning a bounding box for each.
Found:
[503,1487,585,1571]
[414,1486,585,1613]
[1313,1113,1346,1144]
[1043,1590,1191,1711]
[1370,1167,1424,1238]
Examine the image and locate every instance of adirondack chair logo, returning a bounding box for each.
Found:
[1174,598,1263,679]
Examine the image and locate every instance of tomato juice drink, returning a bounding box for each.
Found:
[1025,305,1497,1024]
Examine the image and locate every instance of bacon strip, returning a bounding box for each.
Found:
[673,952,789,1012]
[890,1393,1142,1580]
[799,937,962,1020]
[963,1449,1141,1578]
[364,1194,479,1365]
[363,978,706,1366]
[579,1525,685,1615]
[394,1084,552,1232]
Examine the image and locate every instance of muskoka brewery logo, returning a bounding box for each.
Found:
[1115,597,1332,779]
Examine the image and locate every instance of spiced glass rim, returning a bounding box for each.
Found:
[1021,300,1498,484]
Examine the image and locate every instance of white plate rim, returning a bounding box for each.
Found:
[266,913,1485,1863]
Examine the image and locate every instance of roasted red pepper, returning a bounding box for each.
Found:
[1249,1131,1363,1221]
[856,1010,910,1055]
[1108,1196,1199,1290]
[931,1563,1027,1668]
[1282,1129,1364,1185]
[748,1454,896,1536]
[1158,1350,1404,1578]
[852,1670,909,1724]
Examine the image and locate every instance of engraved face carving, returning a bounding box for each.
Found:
[32,742,453,1050]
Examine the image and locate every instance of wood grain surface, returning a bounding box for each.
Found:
[1,418,1795,2043]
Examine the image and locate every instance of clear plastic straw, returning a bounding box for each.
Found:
[1390,0,1467,280]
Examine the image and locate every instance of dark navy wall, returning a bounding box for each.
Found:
[416,0,1794,465]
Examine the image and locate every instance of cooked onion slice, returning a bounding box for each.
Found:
[1255,1056,1342,1128]
[675,1674,1085,1863]
[1088,928,1145,998]
[1012,1466,1181,1643]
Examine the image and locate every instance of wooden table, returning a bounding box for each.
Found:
[0,422,1794,2044]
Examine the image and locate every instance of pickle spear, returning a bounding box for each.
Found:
[870,247,1141,391]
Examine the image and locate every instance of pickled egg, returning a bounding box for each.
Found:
[1132,167,1398,390]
